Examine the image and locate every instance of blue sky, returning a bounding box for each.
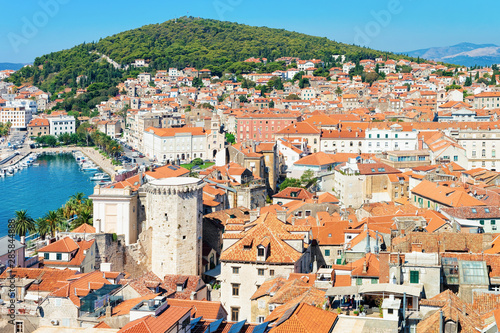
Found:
[1,0,498,63]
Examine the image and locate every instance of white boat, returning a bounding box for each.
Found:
[32,163,40,167]
[90,173,111,181]
[81,162,99,171]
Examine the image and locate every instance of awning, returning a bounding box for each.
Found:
[203,264,221,278]
[326,286,360,297]
[326,283,423,297]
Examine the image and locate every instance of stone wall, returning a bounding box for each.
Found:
[93,233,125,272]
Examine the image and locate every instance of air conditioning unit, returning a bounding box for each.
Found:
[50,320,59,326]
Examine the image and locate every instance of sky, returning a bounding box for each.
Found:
[1,0,499,63]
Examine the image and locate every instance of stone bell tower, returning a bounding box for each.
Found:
[144,177,204,278]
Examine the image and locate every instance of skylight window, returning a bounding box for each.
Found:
[485,208,490,213]
[471,208,477,213]
[378,168,385,172]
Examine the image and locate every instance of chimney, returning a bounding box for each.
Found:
[365,225,371,254]
[105,305,112,318]
[379,252,390,283]
[374,231,379,254]
[276,210,287,222]
[250,210,259,223]
[291,216,296,225]
[190,291,196,300]
[139,171,143,185]
[74,287,77,296]
[362,260,367,274]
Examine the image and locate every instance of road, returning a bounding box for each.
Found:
[120,144,151,167]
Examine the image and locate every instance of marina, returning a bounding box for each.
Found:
[0,152,103,237]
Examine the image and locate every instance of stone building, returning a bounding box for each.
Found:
[143,177,204,277]
[219,212,311,323]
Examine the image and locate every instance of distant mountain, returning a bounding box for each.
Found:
[406,42,500,67]
[0,63,28,71]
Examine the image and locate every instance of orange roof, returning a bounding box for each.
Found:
[0,268,77,292]
[145,126,205,137]
[28,118,49,127]
[273,187,314,201]
[412,180,486,207]
[119,305,191,333]
[276,122,321,135]
[164,299,227,320]
[294,152,336,166]
[220,213,305,264]
[39,237,79,253]
[268,303,337,333]
[71,223,96,233]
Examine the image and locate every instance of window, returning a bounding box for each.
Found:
[388,309,394,314]
[410,270,419,284]
[325,249,331,257]
[232,267,240,274]
[15,322,23,333]
[480,220,485,225]
[231,307,239,322]
[371,278,378,284]
[258,248,265,256]
[356,278,362,285]
[44,253,49,260]
[258,269,265,276]
[492,220,496,225]
[56,253,62,260]
[257,316,265,324]
[232,284,240,296]
[454,155,458,161]
[54,298,61,307]
[305,210,311,217]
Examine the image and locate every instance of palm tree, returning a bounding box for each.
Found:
[13,210,35,245]
[44,210,64,238]
[71,192,85,206]
[35,217,49,240]
[72,210,93,229]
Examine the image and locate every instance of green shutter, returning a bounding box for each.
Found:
[325,249,330,257]
[410,270,419,284]
[356,278,362,285]
[492,220,496,225]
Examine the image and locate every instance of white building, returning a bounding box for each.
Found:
[364,125,418,154]
[48,114,76,136]
[143,126,220,163]
[0,106,32,129]
[449,129,500,170]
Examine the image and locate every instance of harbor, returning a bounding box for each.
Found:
[0,146,117,179]
[0,153,98,236]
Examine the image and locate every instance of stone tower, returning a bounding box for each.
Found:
[144,177,204,278]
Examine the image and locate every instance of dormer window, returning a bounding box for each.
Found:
[258,247,265,257]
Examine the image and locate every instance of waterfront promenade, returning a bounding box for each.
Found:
[33,147,116,176]
[1,145,117,177]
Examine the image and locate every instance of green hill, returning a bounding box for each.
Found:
[7,16,422,114]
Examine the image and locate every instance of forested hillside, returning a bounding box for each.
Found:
[7,16,422,114]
